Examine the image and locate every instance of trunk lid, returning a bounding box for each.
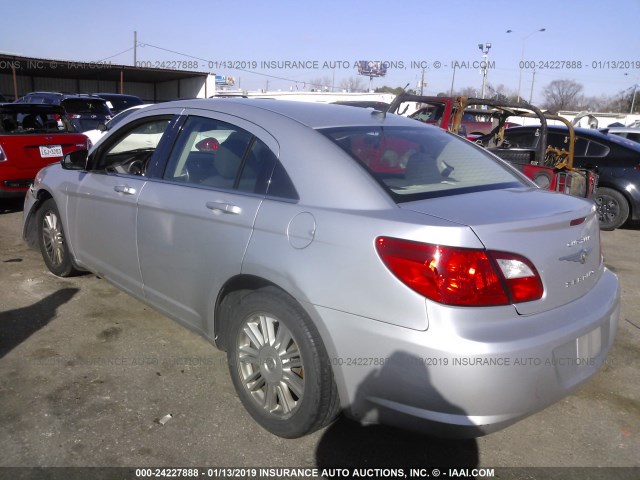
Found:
[1,133,88,170]
[400,187,602,315]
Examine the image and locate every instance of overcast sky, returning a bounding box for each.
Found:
[2,0,639,102]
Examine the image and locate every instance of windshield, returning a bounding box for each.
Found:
[0,108,75,133]
[320,125,525,202]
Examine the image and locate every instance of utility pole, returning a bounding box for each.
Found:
[420,68,426,95]
[507,28,546,103]
[450,64,456,96]
[529,69,536,103]
[133,31,137,67]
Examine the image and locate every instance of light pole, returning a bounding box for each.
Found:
[506,28,546,103]
[478,42,491,98]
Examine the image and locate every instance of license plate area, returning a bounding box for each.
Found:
[39,145,63,158]
[553,326,604,387]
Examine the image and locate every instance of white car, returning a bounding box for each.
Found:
[604,127,640,144]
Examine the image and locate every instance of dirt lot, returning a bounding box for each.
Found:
[0,197,638,477]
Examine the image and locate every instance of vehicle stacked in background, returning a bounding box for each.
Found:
[0,103,89,197]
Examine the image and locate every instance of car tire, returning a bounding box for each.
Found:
[37,198,81,277]
[595,187,629,230]
[226,287,340,438]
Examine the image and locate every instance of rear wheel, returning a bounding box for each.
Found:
[38,198,81,277]
[595,187,629,230]
[227,288,339,438]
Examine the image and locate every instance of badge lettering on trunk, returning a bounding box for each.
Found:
[559,248,591,264]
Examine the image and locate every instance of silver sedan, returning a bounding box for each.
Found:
[23,99,619,438]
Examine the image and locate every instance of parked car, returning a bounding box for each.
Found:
[331,100,391,110]
[84,104,149,147]
[23,99,618,438]
[502,125,640,230]
[16,92,112,132]
[0,103,89,197]
[93,93,144,115]
[604,127,640,144]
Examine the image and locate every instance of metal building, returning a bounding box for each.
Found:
[0,53,215,102]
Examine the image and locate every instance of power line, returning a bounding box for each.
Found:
[139,41,329,89]
[95,47,134,62]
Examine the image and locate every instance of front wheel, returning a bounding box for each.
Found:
[227,288,339,438]
[595,187,629,230]
[37,198,81,277]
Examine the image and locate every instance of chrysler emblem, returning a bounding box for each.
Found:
[559,248,591,264]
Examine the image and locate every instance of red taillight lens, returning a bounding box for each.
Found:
[376,237,543,307]
[490,252,544,303]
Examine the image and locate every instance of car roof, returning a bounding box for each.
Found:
[141,98,419,129]
[94,93,142,99]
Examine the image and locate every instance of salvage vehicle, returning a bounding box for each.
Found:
[0,103,89,197]
[23,99,618,438]
[388,94,597,199]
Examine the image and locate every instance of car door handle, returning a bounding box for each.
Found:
[206,201,242,215]
[114,185,137,195]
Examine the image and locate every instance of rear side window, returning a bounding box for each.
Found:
[321,126,524,202]
[585,139,609,157]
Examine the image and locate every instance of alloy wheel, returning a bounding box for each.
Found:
[235,313,304,418]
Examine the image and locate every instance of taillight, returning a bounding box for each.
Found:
[376,237,543,307]
[490,252,543,303]
[0,145,6,162]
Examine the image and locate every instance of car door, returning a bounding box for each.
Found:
[66,114,177,297]
[136,112,279,334]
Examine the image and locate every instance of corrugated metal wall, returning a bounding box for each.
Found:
[0,73,208,102]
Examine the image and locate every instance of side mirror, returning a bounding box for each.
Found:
[98,123,107,132]
[62,149,88,170]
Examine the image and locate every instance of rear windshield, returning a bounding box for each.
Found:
[0,110,75,133]
[61,99,111,115]
[101,96,143,112]
[320,125,524,202]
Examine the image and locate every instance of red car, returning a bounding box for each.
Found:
[0,103,89,198]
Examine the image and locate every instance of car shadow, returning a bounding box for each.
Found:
[0,288,79,358]
[621,219,640,231]
[315,351,480,470]
[0,198,24,214]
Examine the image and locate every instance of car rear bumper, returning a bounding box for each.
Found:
[310,268,619,438]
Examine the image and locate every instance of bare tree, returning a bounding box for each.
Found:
[339,76,366,92]
[542,79,584,112]
[307,76,333,92]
